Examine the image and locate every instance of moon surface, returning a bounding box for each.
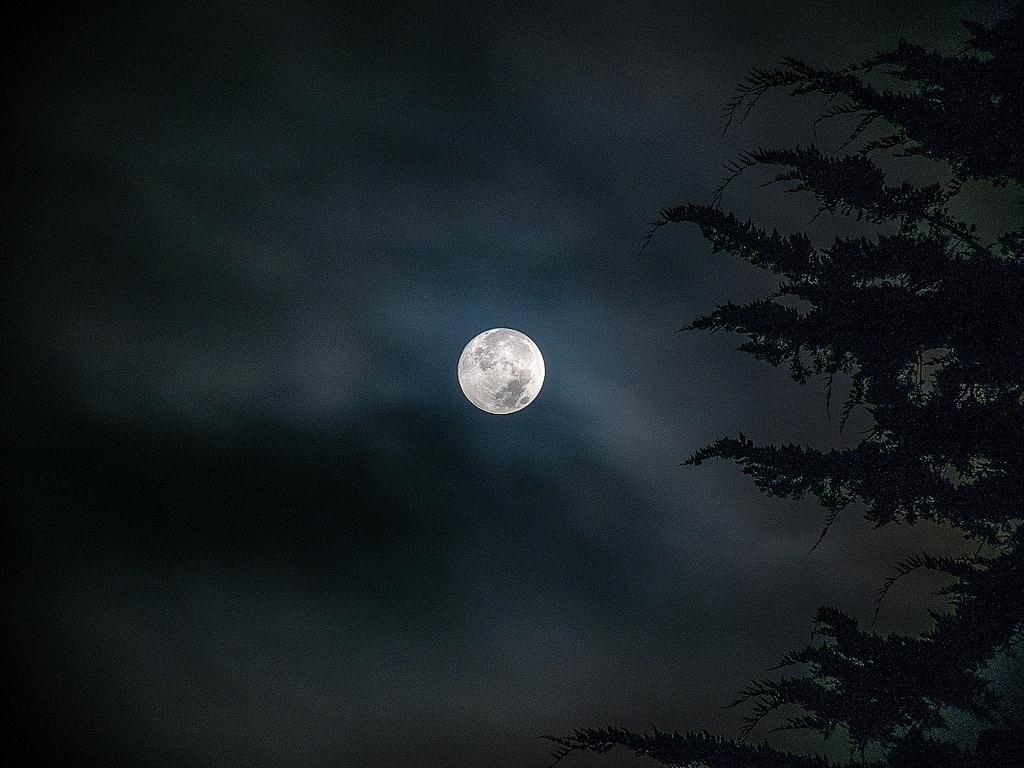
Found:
[458,328,545,414]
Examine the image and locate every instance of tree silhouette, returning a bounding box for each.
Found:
[550,7,1022,767]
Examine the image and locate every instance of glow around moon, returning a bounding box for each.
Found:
[457,328,545,414]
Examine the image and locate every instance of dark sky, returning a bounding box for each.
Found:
[4,2,1018,766]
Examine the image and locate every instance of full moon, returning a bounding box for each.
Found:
[457,328,545,414]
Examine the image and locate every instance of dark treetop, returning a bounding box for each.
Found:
[551,7,1023,768]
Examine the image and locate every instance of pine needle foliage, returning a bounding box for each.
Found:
[551,8,1022,767]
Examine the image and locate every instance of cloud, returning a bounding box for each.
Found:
[8,395,696,764]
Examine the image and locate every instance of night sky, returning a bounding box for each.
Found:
[4,2,1018,766]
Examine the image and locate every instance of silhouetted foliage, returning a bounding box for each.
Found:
[551,7,1022,767]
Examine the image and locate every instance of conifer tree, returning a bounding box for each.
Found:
[550,7,1022,767]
